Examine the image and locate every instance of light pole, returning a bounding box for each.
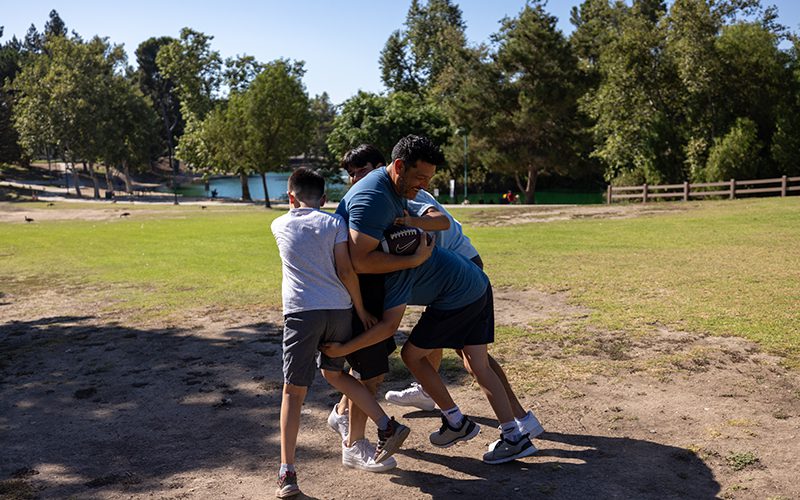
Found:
[458,127,468,203]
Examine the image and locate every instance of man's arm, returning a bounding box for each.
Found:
[333,241,377,329]
[321,305,406,357]
[349,227,433,274]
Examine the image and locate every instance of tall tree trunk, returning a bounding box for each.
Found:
[70,161,82,198]
[240,171,252,201]
[104,165,113,197]
[517,163,538,204]
[122,161,132,193]
[260,172,271,208]
[86,161,100,199]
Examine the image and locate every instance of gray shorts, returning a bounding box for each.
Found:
[282,309,352,387]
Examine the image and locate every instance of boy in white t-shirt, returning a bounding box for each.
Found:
[270,168,410,498]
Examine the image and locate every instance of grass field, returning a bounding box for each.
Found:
[2,197,798,365]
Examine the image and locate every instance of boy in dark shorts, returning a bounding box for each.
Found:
[322,243,537,465]
[270,168,410,498]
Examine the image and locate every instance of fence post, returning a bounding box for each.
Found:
[643,183,648,203]
[781,175,788,197]
[607,185,612,204]
[683,181,690,201]
[730,178,736,200]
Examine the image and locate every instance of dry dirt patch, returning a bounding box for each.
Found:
[1,284,798,499]
[465,203,694,227]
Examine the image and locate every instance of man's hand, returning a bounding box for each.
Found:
[413,231,434,264]
[320,342,351,358]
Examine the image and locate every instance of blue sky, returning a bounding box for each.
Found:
[3,1,799,104]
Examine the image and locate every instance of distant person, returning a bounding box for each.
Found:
[270,167,410,498]
[211,188,218,199]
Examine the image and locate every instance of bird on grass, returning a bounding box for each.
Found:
[47,202,55,207]
[24,216,34,223]
[120,212,131,217]
[201,205,207,210]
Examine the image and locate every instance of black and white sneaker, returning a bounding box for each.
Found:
[482,433,538,464]
[429,415,480,448]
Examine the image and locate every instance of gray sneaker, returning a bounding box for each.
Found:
[275,470,300,498]
[375,417,411,463]
[482,433,538,464]
[429,416,480,448]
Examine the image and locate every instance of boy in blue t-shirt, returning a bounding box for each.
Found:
[321,243,537,465]
[271,168,410,497]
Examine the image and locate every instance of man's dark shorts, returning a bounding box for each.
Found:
[408,284,495,350]
[346,273,396,380]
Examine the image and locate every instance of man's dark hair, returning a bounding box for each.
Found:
[288,167,325,202]
[391,135,445,168]
[341,144,386,171]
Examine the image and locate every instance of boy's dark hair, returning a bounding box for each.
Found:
[288,167,325,202]
[341,144,386,171]
[391,135,445,168]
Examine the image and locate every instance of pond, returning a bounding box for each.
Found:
[173,172,348,202]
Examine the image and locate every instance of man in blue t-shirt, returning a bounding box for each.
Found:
[322,244,537,464]
[329,136,437,466]
[329,144,543,447]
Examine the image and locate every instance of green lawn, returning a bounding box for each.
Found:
[2,197,798,364]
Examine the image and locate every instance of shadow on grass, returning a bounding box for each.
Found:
[390,431,719,499]
[0,315,339,498]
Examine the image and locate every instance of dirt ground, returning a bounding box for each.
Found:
[1,203,799,500]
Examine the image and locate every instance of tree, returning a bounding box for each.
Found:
[157,28,222,198]
[101,75,161,193]
[43,10,67,40]
[441,2,583,203]
[705,117,762,180]
[156,28,221,121]
[242,60,312,207]
[0,29,24,165]
[180,59,312,206]
[582,2,685,184]
[13,35,126,197]
[136,36,183,186]
[327,90,450,165]
[380,0,468,96]
[306,92,339,174]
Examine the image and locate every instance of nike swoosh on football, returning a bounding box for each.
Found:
[396,241,416,253]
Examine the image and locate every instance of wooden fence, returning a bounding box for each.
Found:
[607,175,800,204]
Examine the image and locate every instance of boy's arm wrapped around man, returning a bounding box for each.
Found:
[333,240,377,330]
[321,305,406,358]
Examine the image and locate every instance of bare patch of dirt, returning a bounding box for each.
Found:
[465,203,697,227]
[1,283,798,499]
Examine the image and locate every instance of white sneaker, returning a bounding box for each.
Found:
[385,382,436,411]
[489,410,544,451]
[327,404,349,440]
[342,439,397,472]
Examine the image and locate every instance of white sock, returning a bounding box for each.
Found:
[501,420,522,442]
[442,406,464,427]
